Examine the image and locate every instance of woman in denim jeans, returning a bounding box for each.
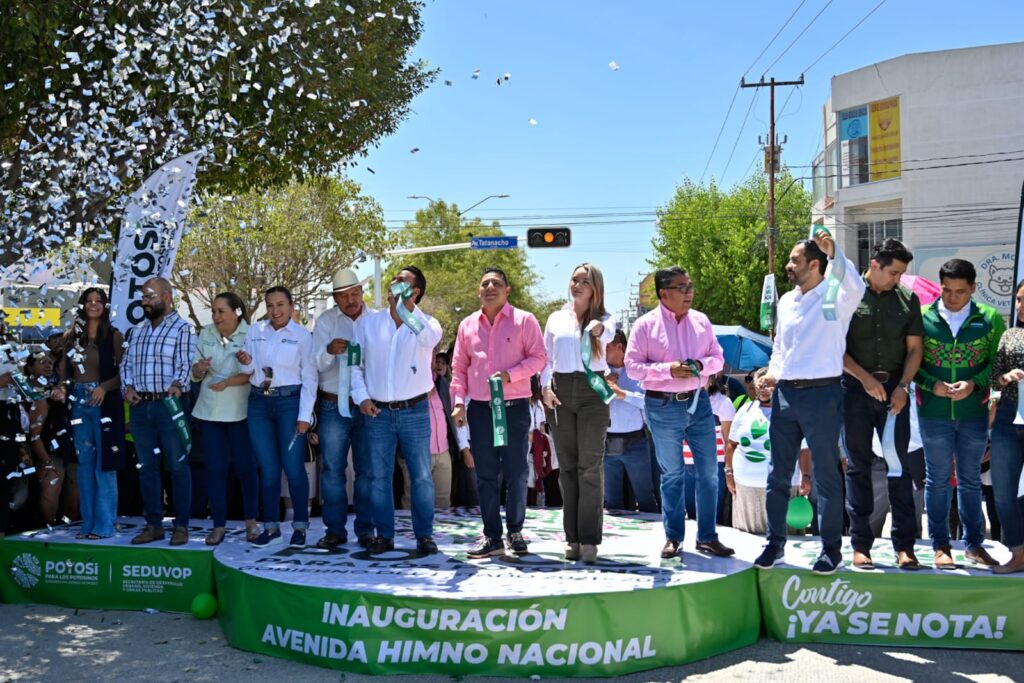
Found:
[237,287,318,548]
[60,288,126,539]
[191,292,258,545]
[988,279,1024,574]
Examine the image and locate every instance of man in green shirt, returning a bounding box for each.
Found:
[916,258,1004,569]
[843,239,924,570]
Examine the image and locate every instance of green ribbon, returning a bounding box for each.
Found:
[336,342,361,418]
[162,395,192,455]
[581,321,615,405]
[390,282,425,335]
[685,360,701,414]
[759,274,776,332]
[809,225,845,321]
[11,372,43,402]
[488,375,508,447]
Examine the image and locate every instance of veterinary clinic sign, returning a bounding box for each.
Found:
[914,245,1015,315]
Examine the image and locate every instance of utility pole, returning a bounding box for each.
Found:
[740,75,804,273]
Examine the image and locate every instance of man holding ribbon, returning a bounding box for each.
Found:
[451,268,547,559]
[351,266,443,555]
[312,267,373,550]
[121,277,196,546]
[754,230,864,575]
[842,239,923,570]
[624,266,733,560]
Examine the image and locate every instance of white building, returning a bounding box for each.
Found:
[811,42,1024,315]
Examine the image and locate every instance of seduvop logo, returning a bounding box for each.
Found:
[11,553,41,588]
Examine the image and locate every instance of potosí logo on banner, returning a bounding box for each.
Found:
[109,151,203,332]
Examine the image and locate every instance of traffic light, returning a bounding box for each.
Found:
[527,227,571,248]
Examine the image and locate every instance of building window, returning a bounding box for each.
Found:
[857,219,902,267]
[812,153,825,205]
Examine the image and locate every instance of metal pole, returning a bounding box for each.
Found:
[768,78,776,274]
[373,256,382,308]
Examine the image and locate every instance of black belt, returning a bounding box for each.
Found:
[607,429,646,440]
[373,392,429,411]
[779,376,841,389]
[472,397,528,408]
[645,389,697,402]
[250,384,301,398]
[318,390,357,408]
[864,370,900,383]
[137,391,172,402]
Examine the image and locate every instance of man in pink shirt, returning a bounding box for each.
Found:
[624,266,734,560]
[451,267,547,558]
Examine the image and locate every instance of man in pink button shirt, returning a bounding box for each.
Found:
[451,267,547,558]
[624,266,734,560]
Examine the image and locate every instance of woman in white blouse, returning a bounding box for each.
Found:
[237,286,318,548]
[190,292,258,546]
[542,263,616,564]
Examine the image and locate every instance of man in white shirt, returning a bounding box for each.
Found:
[351,266,443,555]
[754,231,865,575]
[604,331,657,513]
[311,268,373,550]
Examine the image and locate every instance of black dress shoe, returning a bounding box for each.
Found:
[417,536,439,555]
[316,531,347,550]
[368,537,395,555]
[660,539,681,559]
[695,540,735,557]
[357,533,374,548]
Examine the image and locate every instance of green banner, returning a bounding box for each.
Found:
[759,568,1024,650]
[215,561,759,677]
[488,375,508,447]
[0,538,214,612]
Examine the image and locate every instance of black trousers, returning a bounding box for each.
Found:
[842,376,917,553]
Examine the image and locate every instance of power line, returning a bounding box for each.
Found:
[760,0,834,77]
[720,89,760,181]
[804,0,889,74]
[700,86,740,183]
[742,0,809,78]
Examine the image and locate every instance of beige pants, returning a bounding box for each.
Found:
[733,483,800,536]
[399,451,453,509]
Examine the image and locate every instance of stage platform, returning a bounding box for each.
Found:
[213,508,761,677]
[2,510,1022,677]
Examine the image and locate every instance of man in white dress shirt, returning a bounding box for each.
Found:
[311,268,373,550]
[351,266,443,555]
[754,231,865,575]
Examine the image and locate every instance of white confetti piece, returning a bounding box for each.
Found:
[609,60,620,71]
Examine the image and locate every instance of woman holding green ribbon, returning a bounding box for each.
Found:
[542,263,616,564]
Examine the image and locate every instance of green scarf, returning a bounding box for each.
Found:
[581,320,614,404]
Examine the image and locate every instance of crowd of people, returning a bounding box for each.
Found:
[1,234,1023,576]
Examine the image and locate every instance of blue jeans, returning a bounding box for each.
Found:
[767,382,844,555]
[646,391,719,543]
[71,383,118,536]
[991,401,1024,548]
[247,387,308,530]
[467,399,531,540]
[363,399,433,539]
[919,415,989,550]
[684,462,727,522]
[604,435,658,513]
[196,418,258,527]
[318,400,372,538]
[130,396,192,529]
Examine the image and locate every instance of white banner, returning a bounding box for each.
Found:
[109,151,203,332]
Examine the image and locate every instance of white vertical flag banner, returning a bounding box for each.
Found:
[110,151,203,332]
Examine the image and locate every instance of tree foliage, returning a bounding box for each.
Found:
[652,172,812,330]
[0,0,433,268]
[386,201,559,348]
[172,177,387,327]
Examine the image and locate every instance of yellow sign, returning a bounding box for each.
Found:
[869,97,901,181]
[2,307,61,328]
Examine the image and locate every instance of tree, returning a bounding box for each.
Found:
[172,177,387,327]
[385,201,559,348]
[0,0,433,268]
[652,171,812,330]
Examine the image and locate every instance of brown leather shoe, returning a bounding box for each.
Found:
[131,525,165,545]
[897,550,922,570]
[934,546,957,570]
[964,546,998,567]
[660,539,681,559]
[169,526,189,546]
[695,540,735,557]
[852,550,875,569]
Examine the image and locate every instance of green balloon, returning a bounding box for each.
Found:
[786,496,814,529]
[191,592,218,620]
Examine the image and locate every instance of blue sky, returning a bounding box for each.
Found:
[349,0,1024,317]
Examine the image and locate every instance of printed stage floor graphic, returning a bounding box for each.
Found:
[2,509,1022,677]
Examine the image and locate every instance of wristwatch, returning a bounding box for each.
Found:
[896,382,910,393]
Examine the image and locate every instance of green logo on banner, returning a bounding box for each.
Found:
[12,552,41,588]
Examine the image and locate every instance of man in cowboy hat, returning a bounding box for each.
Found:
[311,267,373,549]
